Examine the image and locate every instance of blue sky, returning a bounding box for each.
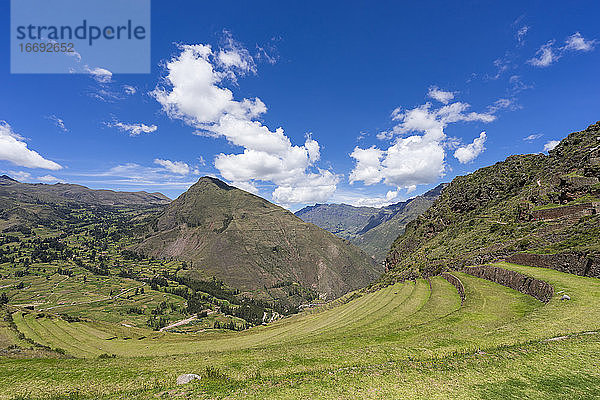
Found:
[1,1,599,210]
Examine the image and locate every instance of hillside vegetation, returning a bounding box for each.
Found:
[384,121,600,282]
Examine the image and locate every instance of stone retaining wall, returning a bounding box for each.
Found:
[531,203,597,221]
[506,252,600,278]
[463,265,554,303]
[441,272,465,304]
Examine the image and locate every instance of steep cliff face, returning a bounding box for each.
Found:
[382,121,600,282]
[135,177,382,301]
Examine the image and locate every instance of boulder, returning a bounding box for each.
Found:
[560,294,571,301]
[176,374,201,385]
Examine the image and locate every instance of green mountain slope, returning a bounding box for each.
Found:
[134,177,381,301]
[383,121,600,282]
[296,184,445,262]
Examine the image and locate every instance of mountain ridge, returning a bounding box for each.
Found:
[135,176,382,303]
[295,183,446,261]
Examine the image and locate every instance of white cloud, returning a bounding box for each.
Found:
[153,159,190,175]
[107,121,157,136]
[38,175,60,183]
[351,94,495,190]
[509,75,533,94]
[123,85,137,95]
[528,40,559,67]
[523,133,543,141]
[86,67,113,83]
[428,87,455,104]
[330,190,401,208]
[0,121,62,170]
[72,163,198,190]
[543,140,560,152]
[517,26,529,46]
[564,32,596,52]
[487,98,516,114]
[6,170,31,181]
[153,39,337,205]
[48,115,68,132]
[217,30,257,79]
[454,132,487,163]
[529,32,596,67]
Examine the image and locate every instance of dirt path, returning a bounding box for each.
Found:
[159,314,197,332]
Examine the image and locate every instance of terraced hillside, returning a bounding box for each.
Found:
[2,263,599,398]
[385,121,600,281]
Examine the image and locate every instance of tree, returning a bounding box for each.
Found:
[0,293,8,305]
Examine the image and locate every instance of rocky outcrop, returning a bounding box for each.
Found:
[441,272,465,304]
[506,252,600,278]
[463,265,554,303]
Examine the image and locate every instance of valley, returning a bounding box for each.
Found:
[0,121,599,398]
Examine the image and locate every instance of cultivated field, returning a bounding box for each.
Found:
[1,263,599,399]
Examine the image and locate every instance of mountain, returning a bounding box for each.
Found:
[134,177,381,302]
[0,176,170,206]
[383,121,600,283]
[295,184,446,262]
[0,175,170,231]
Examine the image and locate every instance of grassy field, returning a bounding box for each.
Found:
[0,263,599,398]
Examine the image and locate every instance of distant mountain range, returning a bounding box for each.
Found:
[295,184,446,262]
[0,175,170,231]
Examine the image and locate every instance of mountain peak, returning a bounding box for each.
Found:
[193,176,235,191]
[0,174,18,183]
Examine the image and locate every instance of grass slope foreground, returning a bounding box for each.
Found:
[296,184,446,262]
[385,121,600,281]
[135,177,382,302]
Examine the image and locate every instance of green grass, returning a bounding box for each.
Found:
[1,264,599,398]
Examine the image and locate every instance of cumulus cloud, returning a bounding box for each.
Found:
[107,121,157,136]
[351,95,494,190]
[523,133,543,141]
[528,32,596,67]
[428,87,455,104]
[564,32,596,51]
[528,40,558,67]
[543,140,560,152]
[454,132,487,163]
[86,67,113,83]
[38,175,60,183]
[48,115,68,132]
[0,121,62,170]
[152,38,337,205]
[154,159,190,175]
[330,189,402,208]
